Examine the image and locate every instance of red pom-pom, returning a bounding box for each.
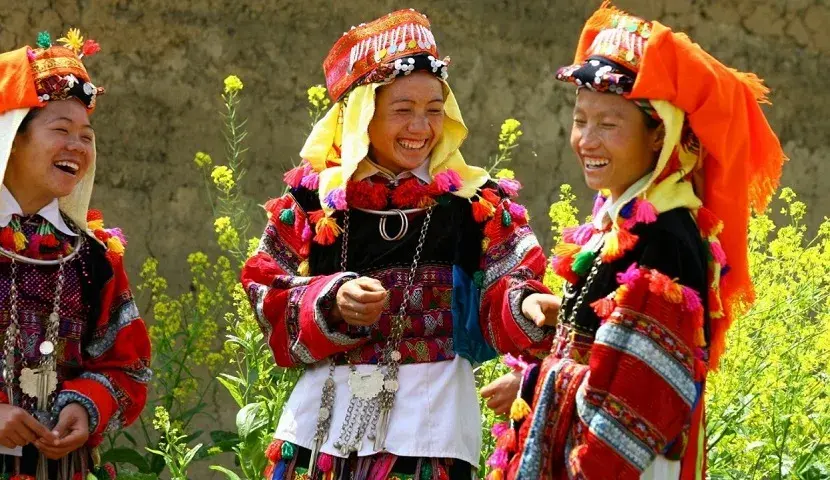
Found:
[590,297,616,318]
[481,188,501,205]
[472,199,496,223]
[283,164,305,189]
[551,255,580,285]
[317,452,335,473]
[41,233,61,248]
[265,439,283,462]
[347,179,389,210]
[0,226,15,250]
[391,177,427,208]
[263,463,275,480]
[86,209,104,222]
[495,428,517,453]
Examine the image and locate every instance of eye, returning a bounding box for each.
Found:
[82,135,94,143]
[54,128,69,133]
[573,118,586,126]
[600,122,617,128]
[428,109,443,115]
[395,108,411,114]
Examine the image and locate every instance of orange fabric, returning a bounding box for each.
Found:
[628,21,786,368]
[0,47,41,114]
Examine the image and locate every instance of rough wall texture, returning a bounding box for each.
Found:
[1,0,827,475]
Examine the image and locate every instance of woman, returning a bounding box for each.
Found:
[241,9,550,480]
[0,30,151,479]
[483,4,786,479]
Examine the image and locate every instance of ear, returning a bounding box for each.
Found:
[652,123,665,152]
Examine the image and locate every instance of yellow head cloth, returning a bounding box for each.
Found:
[299,81,489,215]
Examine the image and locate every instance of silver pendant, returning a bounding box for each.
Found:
[20,367,57,400]
[348,369,384,400]
[39,340,54,356]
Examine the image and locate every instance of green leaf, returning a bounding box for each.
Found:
[209,465,243,480]
[236,402,269,440]
[114,473,159,480]
[122,430,138,446]
[218,376,245,407]
[182,443,203,466]
[101,447,152,472]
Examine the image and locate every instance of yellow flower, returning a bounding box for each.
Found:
[211,165,235,192]
[214,217,240,251]
[495,169,515,179]
[224,75,244,94]
[57,28,83,53]
[500,118,521,136]
[194,151,213,169]
[307,85,330,109]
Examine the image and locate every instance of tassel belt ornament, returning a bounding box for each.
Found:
[309,207,434,476]
[0,235,86,479]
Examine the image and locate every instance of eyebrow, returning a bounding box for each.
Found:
[573,106,625,119]
[48,116,94,130]
[390,97,445,105]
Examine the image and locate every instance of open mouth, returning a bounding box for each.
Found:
[398,139,429,151]
[54,160,80,176]
[583,157,610,170]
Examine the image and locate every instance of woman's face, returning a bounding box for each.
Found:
[367,71,445,174]
[570,89,662,199]
[5,100,94,208]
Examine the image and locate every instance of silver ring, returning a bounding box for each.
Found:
[379,209,408,241]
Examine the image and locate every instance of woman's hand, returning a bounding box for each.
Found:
[521,293,561,327]
[0,403,56,450]
[480,371,522,416]
[34,403,89,460]
[333,277,388,327]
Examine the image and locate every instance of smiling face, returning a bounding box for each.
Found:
[570,89,663,199]
[5,100,94,213]
[367,71,445,174]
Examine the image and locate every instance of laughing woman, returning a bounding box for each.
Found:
[0,31,151,479]
[242,9,551,480]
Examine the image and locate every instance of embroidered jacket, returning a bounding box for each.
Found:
[503,208,709,479]
[241,174,550,368]
[0,212,151,472]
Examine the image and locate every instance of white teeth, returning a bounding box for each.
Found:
[398,139,428,150]
[583,157,609,168]
[54,161,80,173]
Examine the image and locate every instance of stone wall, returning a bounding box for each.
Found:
[1,0,827,475]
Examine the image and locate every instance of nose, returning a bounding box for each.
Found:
[64,134,89,154]
[577,125,600,150]
[407,114,430,135]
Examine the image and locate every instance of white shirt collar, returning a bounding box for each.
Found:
[593,173,652,230]
[0,186,78,236]
[353,158,432,184]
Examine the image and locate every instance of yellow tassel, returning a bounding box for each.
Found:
[665,283,684,304]
[489,469,504,480]
[106,236,125,255]
[87,219,104,231]
[615,285,630,303]
[553,243,582,258]
[298,260,309,276]
[601,230,621,261]
[509,397,531,421]
[694,327,706,347]
[481,237,491,252]
[13,231,27,251]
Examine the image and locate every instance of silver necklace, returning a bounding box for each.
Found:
[309,207,433,474]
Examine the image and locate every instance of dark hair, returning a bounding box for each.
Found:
[643,111,661,130]
[15,108,42,135]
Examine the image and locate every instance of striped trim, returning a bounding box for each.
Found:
[483,228,539,289]
[576,384,654,471]
[595,322,696,406]
[86,299,140,358]
[508,287,546,343]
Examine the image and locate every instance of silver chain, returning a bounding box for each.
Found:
[557,248,604,328]
[312,206,434,467]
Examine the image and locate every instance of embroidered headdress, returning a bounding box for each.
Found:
[0,29,105,234]
[284,9,489,243]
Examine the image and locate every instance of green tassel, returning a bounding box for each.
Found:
[281,441,295,460]
[501,209,512,227]
[420,461,433,480]
[279,208,295,225]
[36,31,51,48]
[473,270,485,288]
[572,250,597,276]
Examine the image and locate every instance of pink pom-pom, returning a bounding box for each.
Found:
[317,452,335,473]
[710,241,727,267]
[616,263,642,286]
[502,353,528,372]
[490,421,509,438]
[300,172,320,190]
[433,170,462,193]
[324,188,348,210]
[633,199,658,224]
[106,227,128,246]
[498,178,522,197]
[572,224,595,245]
[26,48,36,61]
[486,448,509,469]
[508,202,526,220]
[301,222,313,242]
[681,286,703,312]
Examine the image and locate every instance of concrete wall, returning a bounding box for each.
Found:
[1,0,827,475]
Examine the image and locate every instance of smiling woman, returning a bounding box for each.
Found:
[0,29,150,480]
[241,9,551,480]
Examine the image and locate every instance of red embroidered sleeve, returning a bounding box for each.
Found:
[241,194,365,368]
[564,260,706,478]
[477,187,551,357]
[57,253,151,442]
